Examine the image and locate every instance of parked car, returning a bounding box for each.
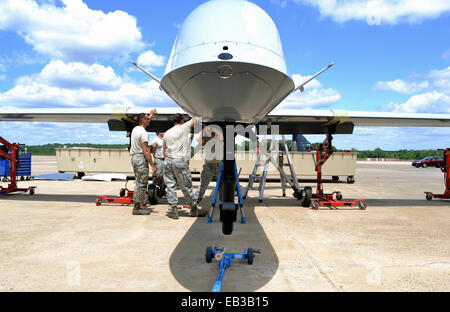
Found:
[412,156,444,168]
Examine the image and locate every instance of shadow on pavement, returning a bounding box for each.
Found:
[169,196,279,292]
[0,193,96,203]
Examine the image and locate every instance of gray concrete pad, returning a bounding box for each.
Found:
[0,156,449,291]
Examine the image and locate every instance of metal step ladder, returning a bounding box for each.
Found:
[243,135,302,202]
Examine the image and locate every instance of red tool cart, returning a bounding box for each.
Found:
[309,134,366,210]
[0,136,36,195]
[96,181,159,206]
[425,148,450,201]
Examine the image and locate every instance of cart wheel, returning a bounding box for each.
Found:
[119,188,126,198]
[332,176,339,182]
[205,246,213,263]
[347,176,355,184]
[301,187,312,207]
[222,221,233,235]
[20,176,24,181]
[29,188,35,196]
[336,192,343,201]
[147,184,158,205]
[311,200,319,210]
[425,193,433,201]
[26,176,30,181]
[96,198,102,206]
[247,248,254,265]
[358,201,367,210]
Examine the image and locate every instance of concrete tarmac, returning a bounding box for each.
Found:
[0,156,448,292]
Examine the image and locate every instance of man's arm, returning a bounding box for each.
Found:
[149,108,157,120]
[163,141,167,158]
[143,142,156,174]
[150,142,156,155]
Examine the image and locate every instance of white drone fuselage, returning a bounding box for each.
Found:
[160,0,294,124]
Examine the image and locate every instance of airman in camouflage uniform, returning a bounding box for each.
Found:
[163,114,207,219]
[195,125,223,205]
[132,155,150,205]
[195,162,221,205]
[129,109,157,215]
[150,132,166,197]
[164,157,196,212]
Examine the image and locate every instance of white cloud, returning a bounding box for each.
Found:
[383,91,450,114]
[428,66,450,79]
[0,60,175,108]
[0,121,130,145]
[136,50,166,69]
[291,74,323,89]
[374,79,429,94]
[278,73,340,109]
[428,67,450,93]
[376,66,450,113]
[0,0,145,63]
[36,60,122,90]
[442,49,450,60]
[280,87,341,109]
[271,0,288,8]
[294,0,450,24]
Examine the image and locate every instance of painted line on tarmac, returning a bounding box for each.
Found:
[262,202,343,292]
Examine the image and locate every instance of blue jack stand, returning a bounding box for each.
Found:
[207,161,247,225]
[205,246,259,292]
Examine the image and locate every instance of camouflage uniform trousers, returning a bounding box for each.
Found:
[131,155,149,205]
[195,161,221,205]
[163,157,196,211]
[153,158,165,188]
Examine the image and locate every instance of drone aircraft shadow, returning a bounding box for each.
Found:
[168,195,279,292]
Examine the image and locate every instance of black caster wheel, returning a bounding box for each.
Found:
[205,246,213,263]
[119,188,126,198]
[247,248,254,265]
[147,184,158,205]
[301,187,312,207]
[358,201,367,210]
[336,192,343,201]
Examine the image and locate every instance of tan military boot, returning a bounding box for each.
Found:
[190,206,208,217]
[167,209,179,219]
[132,203,151,215]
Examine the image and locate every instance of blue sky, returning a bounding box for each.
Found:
[0,0,449,150]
